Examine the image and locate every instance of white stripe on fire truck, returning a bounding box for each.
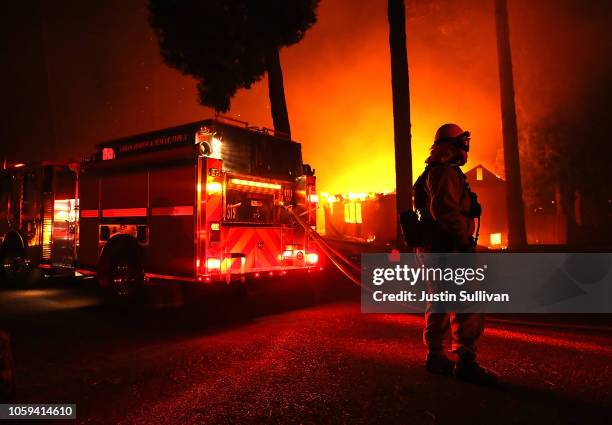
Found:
[102,208,147,218]
[80,209,99,218]
[151,206,194,216]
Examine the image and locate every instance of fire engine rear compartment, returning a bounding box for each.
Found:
[77,119,318,284]
[78,148,197,278]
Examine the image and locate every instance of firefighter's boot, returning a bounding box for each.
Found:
[454,357,498,386]
[424,352,455,376]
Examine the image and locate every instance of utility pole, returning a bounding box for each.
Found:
[388,0,413,249]
[494,0,527,249]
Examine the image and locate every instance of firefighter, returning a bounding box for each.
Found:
[414,123,497,385]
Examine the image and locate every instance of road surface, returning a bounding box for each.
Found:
[1,276,611,424]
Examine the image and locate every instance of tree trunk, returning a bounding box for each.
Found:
[387,0,413,249]
[494,0,527,249]
[265,47,291,139]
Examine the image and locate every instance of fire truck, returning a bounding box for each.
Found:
[0,162,78,284]
[0,118,320,296]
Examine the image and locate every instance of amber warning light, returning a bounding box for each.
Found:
[230,179,281,190]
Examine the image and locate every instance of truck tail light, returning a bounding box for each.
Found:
[207,182,222,194]
[206,258,221,271]
[306,253,319,265]
[210,222,220,242]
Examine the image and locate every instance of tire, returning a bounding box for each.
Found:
[98,236,145,302]
[0,246,27,288]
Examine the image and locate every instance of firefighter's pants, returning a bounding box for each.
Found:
[423,310,484,359]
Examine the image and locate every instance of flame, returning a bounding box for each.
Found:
[225,0,503,194]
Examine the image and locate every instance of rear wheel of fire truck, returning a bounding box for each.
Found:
[98,235,145,303]
[0,233,28,288]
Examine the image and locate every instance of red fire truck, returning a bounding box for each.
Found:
[1,117,320,296]
[0,162,78,284]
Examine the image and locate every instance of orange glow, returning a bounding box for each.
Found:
[26,0,603,209]
[306,253,319,265]
[206,257,221,271]
[211,136,222,159]
[54,199,77,222]
[206,182,222,194]
[33,0,510,196]
[222,0,504,194]
[229,179,281,190]
[343,202,362,224]
[42,213,53,258]
[348,192,367,201]
[490,233,502,246]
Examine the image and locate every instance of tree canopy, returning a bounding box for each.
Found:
[149,0,319,113]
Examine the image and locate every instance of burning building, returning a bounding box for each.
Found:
[319,164,554,249]
[318,192,396,247]
[464,165,508,248]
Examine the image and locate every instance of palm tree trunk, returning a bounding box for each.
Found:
[494,0,527,249]
[265,47,291,139]
[388,0,413,249]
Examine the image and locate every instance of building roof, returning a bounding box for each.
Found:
[465,164,505,184]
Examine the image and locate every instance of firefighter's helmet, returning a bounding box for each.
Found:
[434,123,471,152]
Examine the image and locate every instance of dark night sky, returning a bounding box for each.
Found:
[1,0,611,194]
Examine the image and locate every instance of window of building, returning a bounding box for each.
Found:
[476,167,483,181]
[344,202,362,224]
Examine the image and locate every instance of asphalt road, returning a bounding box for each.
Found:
[1,275,611,424]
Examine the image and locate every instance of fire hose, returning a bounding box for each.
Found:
[283,205,365,289]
